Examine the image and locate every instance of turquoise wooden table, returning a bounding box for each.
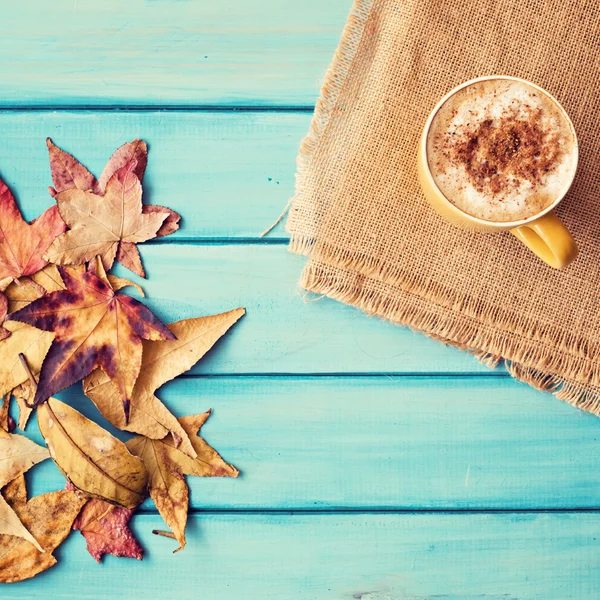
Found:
[2,1,600,598]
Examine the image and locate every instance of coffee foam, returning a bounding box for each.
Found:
[426,79,577,222]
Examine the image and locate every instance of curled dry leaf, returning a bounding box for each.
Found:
[0,487,86,583]
[126,410,238,552]
[67,482,143,563]
[0,432,49,488]
[38,398,148,509]
[4,263,67,314]
[84,308,245,456]
[0,178,66,291]
[9,265,175,415]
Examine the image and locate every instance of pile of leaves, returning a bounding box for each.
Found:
[0,140,244,583]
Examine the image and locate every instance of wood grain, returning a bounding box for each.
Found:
[21,376,600,510]
[4,512,600,599]
[0,0,350,107]
[0,110,303,238]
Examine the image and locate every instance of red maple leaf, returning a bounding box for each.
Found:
[0,178,66,290]
[67,483,143,563]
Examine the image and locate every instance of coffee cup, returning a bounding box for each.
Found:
[417,76,578,269]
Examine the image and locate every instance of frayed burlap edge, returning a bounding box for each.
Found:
[287,0,375,256]
[300,260,600,417]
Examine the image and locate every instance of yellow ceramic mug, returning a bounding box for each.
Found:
[417,76,578,269]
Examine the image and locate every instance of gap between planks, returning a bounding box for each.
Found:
[164,507,600,515]
[0,105,317,113]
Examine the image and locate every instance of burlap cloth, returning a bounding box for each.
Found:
[286,0,600,413]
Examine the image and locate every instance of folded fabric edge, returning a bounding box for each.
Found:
[299,259,600,418]
[286,0,376,252]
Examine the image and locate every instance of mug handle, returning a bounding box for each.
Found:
[510,210,578,269]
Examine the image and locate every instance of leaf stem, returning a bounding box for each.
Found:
[152,530,176,539]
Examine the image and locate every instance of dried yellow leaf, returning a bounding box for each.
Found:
[0,432,49,488]
[38,398,148,509]
[126,410,238,552]
[84,309,245,457]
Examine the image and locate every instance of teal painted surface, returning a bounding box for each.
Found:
[2,0,599,596]
[20,376,600,509]
[4,513,600,599]
[0,1,348,107]
[0,111,303,238]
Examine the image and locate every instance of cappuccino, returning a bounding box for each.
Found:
[426,79,577,222]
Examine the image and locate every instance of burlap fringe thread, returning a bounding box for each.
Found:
[300,260,600,418]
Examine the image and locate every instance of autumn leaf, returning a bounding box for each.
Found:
[38,398,148,509]
[0,486,86,583]
[9,264,175,415]
[0,432,49,488]
[44,163,168,276]
[0,178,66,291]
[66,482,143,563]
[97,139,148,193]
[47,137,98,196]
[0,322,53,403]
[46,139,181,277]
[4,263,67,314]
[0,492,43,552]
[126,410,238,552]
[2,474,26,510]
[84,309,245,456]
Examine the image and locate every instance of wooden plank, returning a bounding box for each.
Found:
[103,244,490,375]
[0,110,303,238]
[0,0,349,107]
[23,376,600,509]
[4,512,600,598]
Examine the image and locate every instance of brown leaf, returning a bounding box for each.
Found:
[9,264,175,414]
[97,139,148,193]
[0,178,66,291]
[107,273,145,297]
[46,137,98,196]
[0,321,54,401]
[0,493,43,552]
[115,241,146,278]
[44,163,168,275]
[70,491,143,563]
[0,432,49,488]
[0,488,86,583]
[126,410,238,552]
[2,474,26,509]
[38,398,148,509]
[146,205,181,238]
[84,309,245,456]
[4,264,67,314]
